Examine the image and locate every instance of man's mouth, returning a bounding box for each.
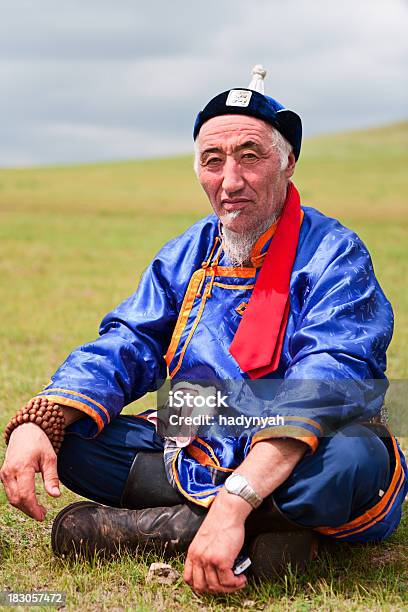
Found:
[221,199,251,212]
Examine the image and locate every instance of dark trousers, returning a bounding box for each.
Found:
[58,415,404,543]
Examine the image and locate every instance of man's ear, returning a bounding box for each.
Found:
[285,151,296,178]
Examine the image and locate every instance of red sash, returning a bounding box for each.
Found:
[229,182,301,378]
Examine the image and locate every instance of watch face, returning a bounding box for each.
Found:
[227,474,246,495]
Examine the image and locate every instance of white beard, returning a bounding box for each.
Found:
[221,213,279,267]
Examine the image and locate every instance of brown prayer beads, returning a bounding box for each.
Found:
[4,397,65,453]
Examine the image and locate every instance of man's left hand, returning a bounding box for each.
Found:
[184,490,250,594]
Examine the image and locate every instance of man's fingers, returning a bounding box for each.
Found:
[217,567,247,590]
[15,470,46,521]
[192,564,208,593]
[204,564,220,592]
[204,565,237,593]
[184,556,193,585]
[2,468,46,521]
[203,564,247,594]
[41,454,60,497]
[0,469,19,505]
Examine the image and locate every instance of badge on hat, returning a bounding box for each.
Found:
[226,89,252,107]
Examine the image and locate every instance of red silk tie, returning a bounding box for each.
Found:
[229,182,301,379]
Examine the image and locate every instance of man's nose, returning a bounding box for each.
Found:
[222,157,245,194]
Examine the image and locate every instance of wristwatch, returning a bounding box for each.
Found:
[224,473,263,509]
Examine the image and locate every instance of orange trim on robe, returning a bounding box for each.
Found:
[169,282,213,378]
[39,387,110,422]
[212,282,255,290]
[165,268,206,367]
[210,266,257,278]
[170,448,218,507]
[250,220,279,260]
[186,445,234,473]
[251,425,319,454]
[316,434,404,537]
[236,302,248,316]
[283,416,324,433]
[34,394,105,434]
[194,436,221,465]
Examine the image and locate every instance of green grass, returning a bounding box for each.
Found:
[0,120,407,610]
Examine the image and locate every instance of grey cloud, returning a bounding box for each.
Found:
[0,0,406,165]
[0,1,236,61]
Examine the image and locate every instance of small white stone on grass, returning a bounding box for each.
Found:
[146,562,180,586]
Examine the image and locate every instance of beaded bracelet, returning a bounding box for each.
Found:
[4,397,65,453]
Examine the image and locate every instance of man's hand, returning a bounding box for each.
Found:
[0,423,60,521]
[184,490,250,594]
[1,405,82,521]
[184,438,307,594]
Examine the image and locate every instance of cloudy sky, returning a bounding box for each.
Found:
[0,0,407,166]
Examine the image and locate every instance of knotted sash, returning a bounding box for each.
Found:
[229,182,301,378]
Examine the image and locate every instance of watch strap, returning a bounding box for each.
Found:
[225,473,263,509]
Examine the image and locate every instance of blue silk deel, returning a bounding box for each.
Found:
[35,204,407,541]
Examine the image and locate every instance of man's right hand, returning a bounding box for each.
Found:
[0,423,61,521]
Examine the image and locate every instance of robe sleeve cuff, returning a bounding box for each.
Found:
[33,388,111,437]
[250,419,323,454]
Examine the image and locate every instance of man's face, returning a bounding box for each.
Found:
[197,115,295,234]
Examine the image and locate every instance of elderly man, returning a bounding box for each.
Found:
[1,67,407,594]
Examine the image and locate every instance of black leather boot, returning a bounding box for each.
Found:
[124,452,319,576]
[52,451,317,575]
[120,451,185,509]
[248,530,318,578]
[245,497,318,578]
[51,500,206,558]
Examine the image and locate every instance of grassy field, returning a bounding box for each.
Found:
[0,121,407,610]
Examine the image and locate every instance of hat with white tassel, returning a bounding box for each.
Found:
[193,65,302,160]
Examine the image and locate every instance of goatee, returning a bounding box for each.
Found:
[221,212,280,267]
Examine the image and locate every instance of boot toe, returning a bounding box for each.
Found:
[249,530,318,579]
[51,501,104,558]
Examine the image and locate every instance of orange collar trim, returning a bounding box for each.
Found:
[217,209,304,270]
[249,210,304,266]
[250,219,279,261]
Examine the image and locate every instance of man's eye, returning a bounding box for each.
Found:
[205,157,222,166]
[242,152,258,161]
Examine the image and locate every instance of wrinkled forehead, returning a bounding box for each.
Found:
[197,114,273,151]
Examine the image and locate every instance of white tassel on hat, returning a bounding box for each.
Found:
[248,65,267,94]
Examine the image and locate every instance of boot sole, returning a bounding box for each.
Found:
[51,501,102,557]
[249,530,318,579]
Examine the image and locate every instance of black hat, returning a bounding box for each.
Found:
[193,66,302,160]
